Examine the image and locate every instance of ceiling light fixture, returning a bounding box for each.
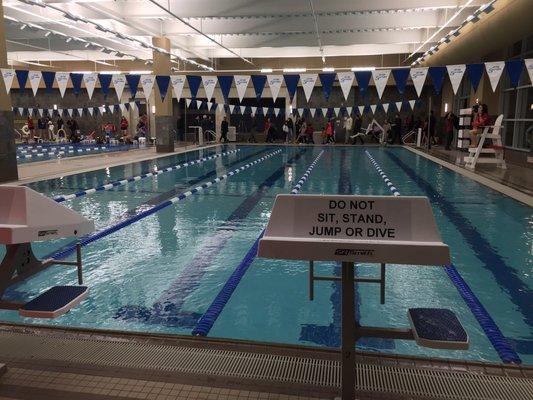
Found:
[351,67,376,71]
[260,68,273,73]
[283,68,306,73]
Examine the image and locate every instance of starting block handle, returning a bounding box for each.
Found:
[308,261,386,304]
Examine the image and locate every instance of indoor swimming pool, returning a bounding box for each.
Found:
[0,145,531,365]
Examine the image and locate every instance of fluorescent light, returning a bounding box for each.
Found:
[283,68,306,73]
[478,2,495,14]
[53,104,57,110]
[44,31,51,37]
[128,70,152,75]
[322,67,335,72]
[65,37,72,43]
[351,67,375,71]
[20,24,27,30]
[444,103,449,113]
[260,68,273,73]
[151,105,156,114]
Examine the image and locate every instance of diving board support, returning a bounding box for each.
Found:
[258,194,468,400]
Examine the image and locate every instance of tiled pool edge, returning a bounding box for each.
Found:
[403,145,533,207]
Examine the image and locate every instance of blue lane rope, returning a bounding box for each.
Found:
[48,149,282,261]
[53,149,240,202]
[364,150,521,364]
[192,150,325,337]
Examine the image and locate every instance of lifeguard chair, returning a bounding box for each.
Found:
[0,186,94,318]
[258,194,469,400]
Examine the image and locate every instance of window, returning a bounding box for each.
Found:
[501,36,533,150]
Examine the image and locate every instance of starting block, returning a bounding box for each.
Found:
[408,308,468,350]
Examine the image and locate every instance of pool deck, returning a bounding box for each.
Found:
[0,324,530,400]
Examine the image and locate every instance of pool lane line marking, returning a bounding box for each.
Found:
[114,148,308,326]
[17,145,133,160]
[46,149,281,262]
[365,150,522,364]
[53,149,240,202]
[298,149,394,350]
[192,150,325,336]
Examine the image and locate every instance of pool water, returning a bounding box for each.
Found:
[16,143,138,163]
[0,145,531,365]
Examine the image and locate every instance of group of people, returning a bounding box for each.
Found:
[20,114,151,145]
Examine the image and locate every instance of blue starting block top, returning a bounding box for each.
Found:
[408,308,469,350]
[19,286,89,319]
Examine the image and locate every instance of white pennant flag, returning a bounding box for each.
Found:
[83,73,98,99]
[17,107,24,115]
[229,104,235,114]
[240,105,246,114]
[170,75,186,100]
[201,76,217,101]
[410,67,428,97]
[525,59,533,85]
[370,105,377,114]
[409,100,416,110]
[185,98,192,108]
[206,101,212,109]
[48,108,53,116]
[1,69,15,94]
[99,106,105,114]
[119,104,126,114]
[300,73,318,102]
[67,108,74,117]
[251,106,257,115]
[321,107,328,117]
[234,75,250,102]
[334,107,340,117]
[262,107,269,115]
[485,61,505,92]
[77,108,83,116]
[446,64,466,95]
[58,108,63,116]
[358,105,365,115]
[88,107,94,116]
[267,75,283,101]
[38,108,43,117]
[297,108,304,116]
[140,74,155,98]
[130,101,136,110]
[55,72,69,98]
[395,101,402,111]
[28,108,34,116]
[275,108,281,117]
[196,100,203,109]
[112,74,126,100]
[372,69,390,99]
[28,71,42,96]
[346,106,353,115]
[337,72,355,100]
[109,105,115,114]
[310,108,316,118]
[383,103,389,113]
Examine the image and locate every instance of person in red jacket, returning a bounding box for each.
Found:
[470,103,490,148]
[27,116,35,138]
[120,116,129,135]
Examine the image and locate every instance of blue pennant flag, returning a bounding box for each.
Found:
[217,76,233,103]
[428,66,447,95]
[98,74,112,97]
[124,103,130,111]
[42,71,56,94]
[70,73,83,96]
[505,59,523,88]
[284,75,299,102]
[156,75,170,101]
[15,70,29,93]
[319,73,336,100]
[126,74,141,98]
[251,75,267,100]
[187,75,202,99]
[466,63,484,92]
[354,71,372,96]
[391,69,410,95]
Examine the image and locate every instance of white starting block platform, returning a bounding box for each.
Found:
[0,185,94,319]
[258,194,468,400]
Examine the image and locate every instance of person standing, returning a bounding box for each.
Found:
[27,116,35,140]
[388,113,403,144]
[428,110,437,149]
[120,116,129,136]
[444,112,459,150]
[220,116,229,143]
